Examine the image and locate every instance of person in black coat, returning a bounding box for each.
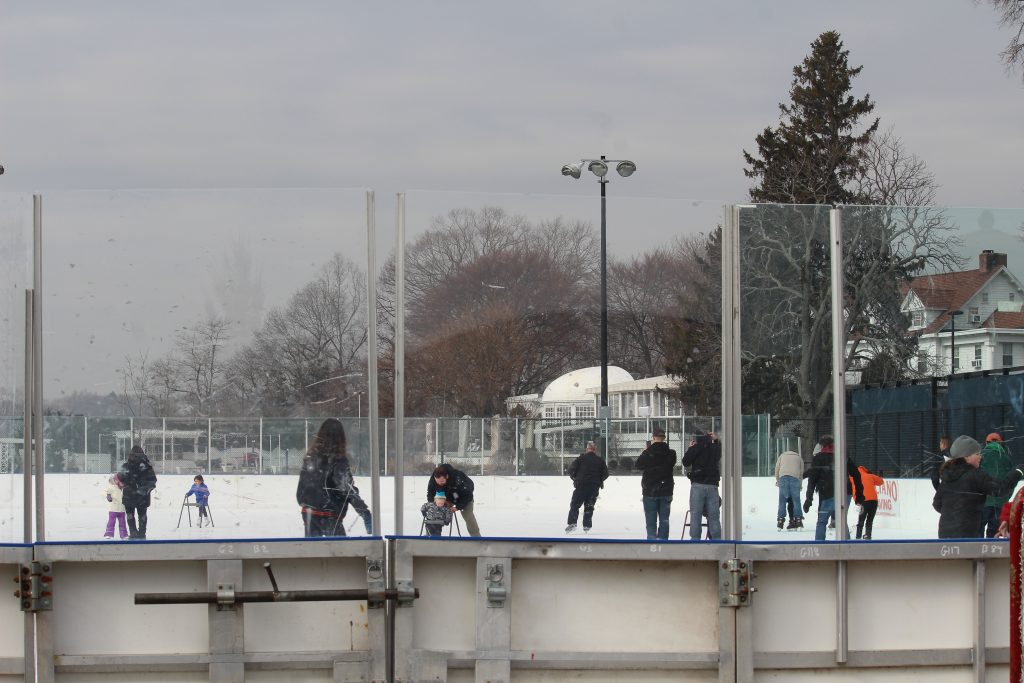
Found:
[427,463,480,536]
[565,441,609,533]
[635,427,677,540]
[119,445,157,540]
[933,435,1024,539]
[802,435,864,541]
[682,430,722,540]
[296,418,373,537]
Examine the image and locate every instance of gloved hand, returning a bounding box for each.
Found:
[106,494,112,503]
[802,499,812,514]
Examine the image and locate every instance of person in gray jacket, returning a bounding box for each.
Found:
[774,449,804,530]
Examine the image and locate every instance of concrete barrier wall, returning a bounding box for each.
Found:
[3,538,1015,682]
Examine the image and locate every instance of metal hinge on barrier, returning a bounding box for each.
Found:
[367,559,386,609]
[486,563,507,608]
[15,562,53,613]
[719,558,755,607]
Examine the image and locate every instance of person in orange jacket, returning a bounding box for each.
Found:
[853,465,884,540]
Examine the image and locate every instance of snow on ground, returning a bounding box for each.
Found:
[0,473,1002,544]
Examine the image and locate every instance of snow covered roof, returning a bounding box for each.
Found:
[542,366,633,403]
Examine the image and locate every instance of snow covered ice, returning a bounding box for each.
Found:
[0,472,974,543]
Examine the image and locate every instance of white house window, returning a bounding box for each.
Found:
[910,310,924,327]
[1004,343,1014,367]
[982,292,989,304]
[576,405,595,419]
[917,352,927,374]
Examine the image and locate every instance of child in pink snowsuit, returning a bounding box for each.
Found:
[104,474,128,539]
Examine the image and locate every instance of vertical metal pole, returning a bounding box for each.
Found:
[720,205,743,540]
[394,193,406,535]
[162,417,167,474]
[83,416,88,473]
[33,194,45,542]
[258,417,264,474]
[599,158,610,466]
[23,289,34,544]
[974,559,986,683]
[207,418,212,471]
[366,190,382,534]
[515,418,520,476]
[829,208,850,666]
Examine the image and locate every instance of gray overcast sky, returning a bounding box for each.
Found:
[1,1,1022,206]
[2,1,1024,397]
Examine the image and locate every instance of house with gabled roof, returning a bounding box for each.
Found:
[902,250,1024,375]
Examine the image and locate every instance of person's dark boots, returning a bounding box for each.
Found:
[777,517,785,530]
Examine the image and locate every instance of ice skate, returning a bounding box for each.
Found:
[583,526,591,533]
[777,517,785,531]
[565,524,576,533]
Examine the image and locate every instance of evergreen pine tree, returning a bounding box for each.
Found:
[743,30,879,205]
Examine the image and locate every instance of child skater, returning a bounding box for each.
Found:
[855,465,884,540]
[104,474,129,540]
[185,475,211,527]
[420,490,453,536]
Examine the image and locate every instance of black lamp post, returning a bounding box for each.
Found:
[949,309,963,374]
[561,156,636,428]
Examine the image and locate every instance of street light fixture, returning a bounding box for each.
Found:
[561,155,637,431]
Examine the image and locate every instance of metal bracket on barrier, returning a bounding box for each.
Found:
[15,562,53,613]
[367,559,386,609]
[719,558,755,607]
[396,579,417,608]
[486,563,507,608]
[216,583,236,611]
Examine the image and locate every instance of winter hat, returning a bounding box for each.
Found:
[986,432,1003,442]
[434,490,446,500]
[949,435,981,459]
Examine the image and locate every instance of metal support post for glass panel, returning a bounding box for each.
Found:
[973,559,986,683]
[366,190,382,534]
[24,289,34,544]
[829,207,850,665]
[207,418,212,471]
[395,193,406,535]
[720,204,743,540]
[33,194,45,542]
[258,417,264,473]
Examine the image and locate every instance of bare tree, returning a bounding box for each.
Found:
[226,253,368,416]
[116,351,152,416]
[981,0,1024,78]
[377,206,598,416]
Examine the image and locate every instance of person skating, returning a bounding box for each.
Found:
[934,435,1024,539]
[980,432,1013,537]
[774,449,804,530]
[103,473,129,540]
[120,445,157,540]
[184,475,211,527]
[565,441,609,533]
[427,464,480,536]
[854,465,884,540]
[635,427,677,540]
[296,418,372,537]
[682,430,722,540]
[802,435,864,541]
[421,490,454,536]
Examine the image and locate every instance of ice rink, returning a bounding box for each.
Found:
[0,472,968,543]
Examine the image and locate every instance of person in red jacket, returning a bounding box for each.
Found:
[854,465,884,540]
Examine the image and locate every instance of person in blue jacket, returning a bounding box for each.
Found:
[185,475,211,527]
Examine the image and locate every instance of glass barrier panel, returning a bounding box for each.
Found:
[41,189,370,541]
[399,190,726,538]
[0,193,32,542]
[738,204,836,541]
